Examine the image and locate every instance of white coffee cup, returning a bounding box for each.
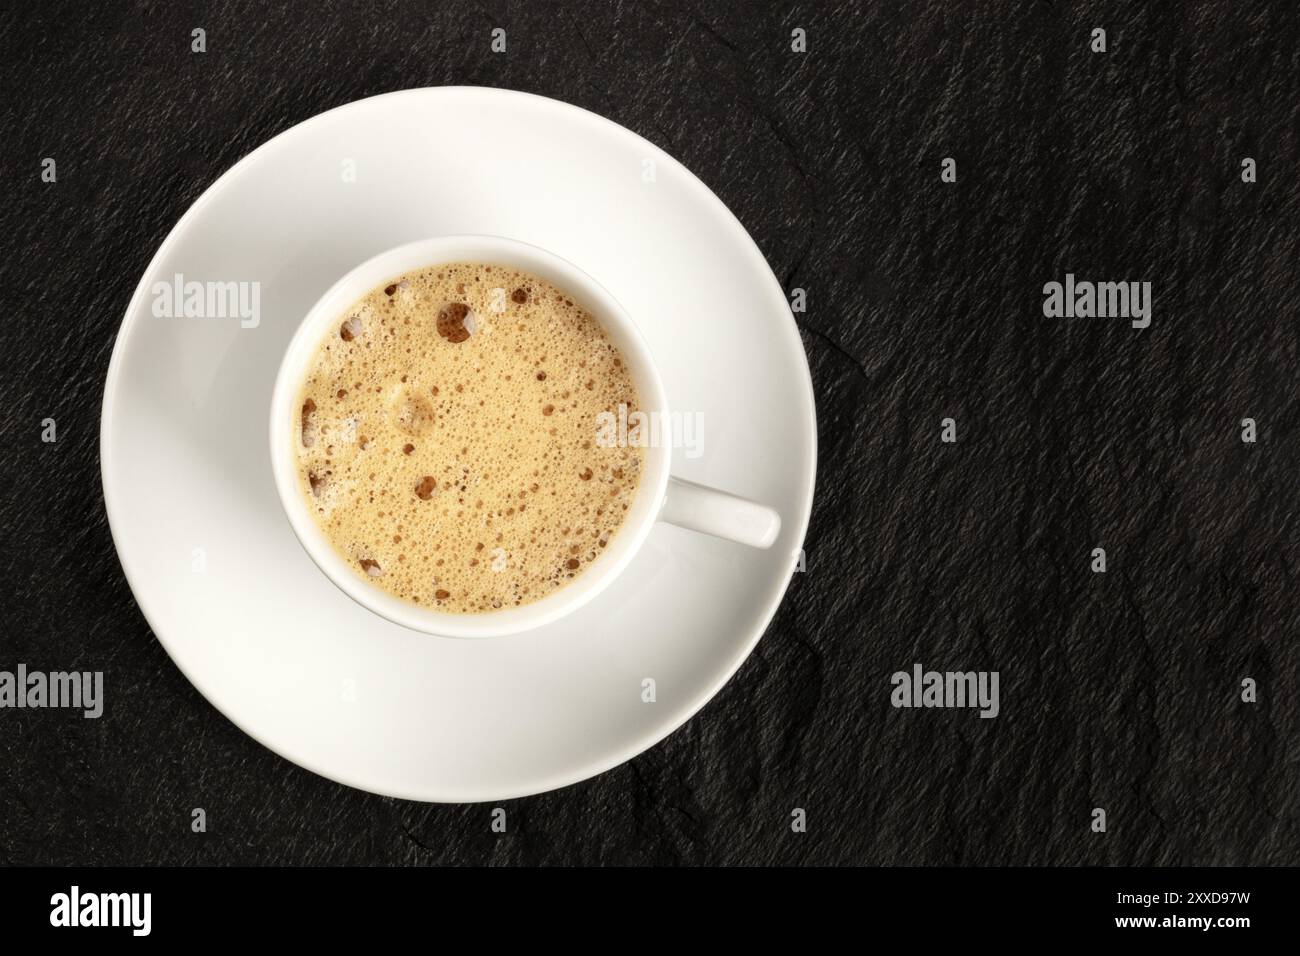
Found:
[269,235,781,637]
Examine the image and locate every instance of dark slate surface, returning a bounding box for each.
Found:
[1,1,1296,865]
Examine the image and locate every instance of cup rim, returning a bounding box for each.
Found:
[268,234,672,638]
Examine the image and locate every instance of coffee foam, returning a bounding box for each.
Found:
[294,263,644,614]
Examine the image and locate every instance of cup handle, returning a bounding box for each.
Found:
[658,476,782,549]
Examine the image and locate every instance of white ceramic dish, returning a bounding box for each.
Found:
[100,87,817,802]
[270,234,781,638]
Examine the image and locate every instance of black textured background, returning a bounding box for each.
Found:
[1,1,1297,866]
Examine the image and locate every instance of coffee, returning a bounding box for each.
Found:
[293,263,645,614]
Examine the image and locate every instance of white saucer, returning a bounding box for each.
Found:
[100,87,817,802]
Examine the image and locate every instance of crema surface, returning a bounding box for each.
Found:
[294,263,644,614]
